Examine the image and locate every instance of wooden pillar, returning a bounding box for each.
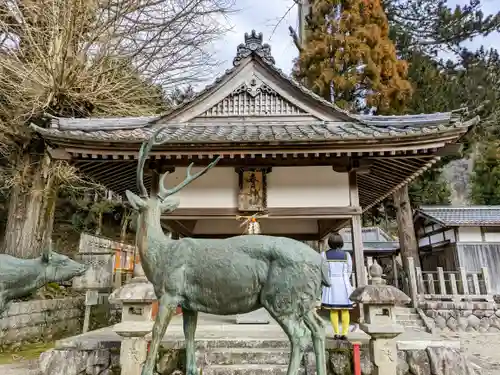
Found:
[349,170,366,287]
[393,185,421,268]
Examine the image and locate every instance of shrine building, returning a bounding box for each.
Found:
[31,31,478,286]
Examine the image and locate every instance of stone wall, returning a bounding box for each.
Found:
[419,300,500,333]
[0,297,84,349]
[40,347,120,375]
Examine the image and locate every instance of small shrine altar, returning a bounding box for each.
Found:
[32,30,477,289]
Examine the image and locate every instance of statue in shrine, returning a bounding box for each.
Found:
[126,127,330,375]
[321,232,354,340]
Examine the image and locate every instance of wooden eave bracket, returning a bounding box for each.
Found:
[46,146,72,160]
[435,143,463,157]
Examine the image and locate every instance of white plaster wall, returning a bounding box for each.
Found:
[457,227,482,243]
[484,231,500,242]
[194,219,318,235]
[162,167,237,208]
[267,167,350,207]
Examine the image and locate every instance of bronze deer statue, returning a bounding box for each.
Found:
[0,240,87,315]
[126,127,330,375]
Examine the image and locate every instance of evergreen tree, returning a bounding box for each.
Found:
[470,142,500,205]
[384,0,500,57]
[294,0,412,113]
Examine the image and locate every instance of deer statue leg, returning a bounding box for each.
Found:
[141,294,176,375]
[182,308,199,375]
[304,310,327,375]
[265,308,309,375]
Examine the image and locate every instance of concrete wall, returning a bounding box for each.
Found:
[0,297,83,347]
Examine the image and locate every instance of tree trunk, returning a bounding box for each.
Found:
[393,185,421,269]
[2,148,57,258]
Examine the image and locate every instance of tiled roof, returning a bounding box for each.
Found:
[340,227,399,253]
[31,31,477,145]
[32,119,471,144]
[416,206,500,226]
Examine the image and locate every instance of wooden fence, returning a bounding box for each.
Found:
[406,257,493,304]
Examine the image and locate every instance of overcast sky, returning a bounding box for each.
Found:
[210,0,499,76]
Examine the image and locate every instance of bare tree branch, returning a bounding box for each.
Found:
[0,0,236,149]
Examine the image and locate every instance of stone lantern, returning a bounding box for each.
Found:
[109,263,157,375]
[349,260,410,375]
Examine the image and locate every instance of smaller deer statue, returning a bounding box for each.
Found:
[126,127,331,375]
[0,240,87,315]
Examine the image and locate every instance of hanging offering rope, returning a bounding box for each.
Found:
[236,212,268,234]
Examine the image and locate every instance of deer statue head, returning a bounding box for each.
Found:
[125,127,221,217]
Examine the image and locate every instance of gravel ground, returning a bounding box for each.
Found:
[441,332,500,375]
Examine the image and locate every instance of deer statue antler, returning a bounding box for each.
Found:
[158,156,222,200]
[137,126,221,200]
[137,127,167,197]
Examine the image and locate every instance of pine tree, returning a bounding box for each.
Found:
[470,142,500,205]
[294,0,412,113]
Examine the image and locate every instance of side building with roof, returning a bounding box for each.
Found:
[414,205,500,293]
[31,30,479,289]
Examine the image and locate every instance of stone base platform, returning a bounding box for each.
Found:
[36,313,470,375]
[54,312,459,351]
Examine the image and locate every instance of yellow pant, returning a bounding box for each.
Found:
[329,310,350,336]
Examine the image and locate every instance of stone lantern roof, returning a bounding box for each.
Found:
[109,264,156,305]
[350,261,410,306]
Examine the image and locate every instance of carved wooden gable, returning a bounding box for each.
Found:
[199,76,306,118]
[162,31,344,124]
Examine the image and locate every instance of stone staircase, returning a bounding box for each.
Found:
[395,306,428,332]
[196,339,305,375]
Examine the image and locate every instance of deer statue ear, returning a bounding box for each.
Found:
[159,196,180,213]
[41,239,53,263]
[126,190,146,210]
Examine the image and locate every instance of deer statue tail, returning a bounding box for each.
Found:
[320,258,331,287]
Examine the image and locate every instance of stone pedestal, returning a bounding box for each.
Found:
[235,308,271,324]
[350,260,410,375]
[109,265,156,375]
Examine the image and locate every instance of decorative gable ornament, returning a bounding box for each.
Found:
[232,75,276,98]
[233,30,276,67]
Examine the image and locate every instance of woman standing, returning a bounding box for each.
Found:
[321,232,354,340]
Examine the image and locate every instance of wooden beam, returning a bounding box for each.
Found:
[190,233,321,241]
[318,219,346,239]
[162,219,197,237]
[161,206,361,219]
[349,170,366,287]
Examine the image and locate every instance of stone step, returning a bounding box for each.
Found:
[167,339,292,350]
[198,348,290,366]
[396,313,421,320]
[201,364,305,375]
[397,319,426,327]
[394,306,416,310]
